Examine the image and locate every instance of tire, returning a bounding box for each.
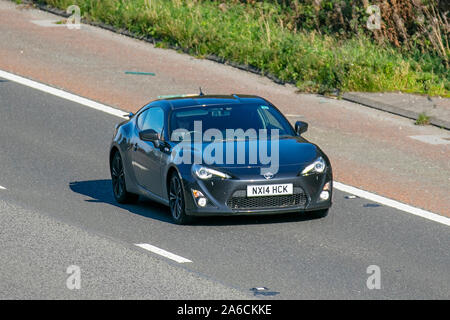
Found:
[110,151,139,204]
[168,173,192,225]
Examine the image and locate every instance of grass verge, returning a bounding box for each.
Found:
[415,112,431,125]
[34,0,449,97]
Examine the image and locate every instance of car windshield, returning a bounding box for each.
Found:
[169,103,295,141]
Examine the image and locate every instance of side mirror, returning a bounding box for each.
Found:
[295,121,308,135]
[139,129,160,143]
[126,112,134,118]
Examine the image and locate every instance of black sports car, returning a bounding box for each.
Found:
[110,94,332,224]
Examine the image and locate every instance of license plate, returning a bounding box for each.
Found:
[247,184,293,197]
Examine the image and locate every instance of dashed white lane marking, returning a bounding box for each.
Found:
[0,185,6,190]
[334,182,450,227]
[1,68,448,226]
[409,135,450,145]
[0,70,128,119]
[135,243,192,263]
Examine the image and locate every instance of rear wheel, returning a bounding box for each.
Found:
[168,173,192,225]
[111,151,139,204]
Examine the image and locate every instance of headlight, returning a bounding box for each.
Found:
[301,157,326,176]
[193,164,231,180]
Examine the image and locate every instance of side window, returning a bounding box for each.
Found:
[137,109,148,129]
[263,110,284,130]
[259,106,291,133]
[141,107,164,135]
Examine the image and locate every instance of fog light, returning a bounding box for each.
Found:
[319,191,329,201]
[197,197,207,207]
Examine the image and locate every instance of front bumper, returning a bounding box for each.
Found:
[183,170,332,216]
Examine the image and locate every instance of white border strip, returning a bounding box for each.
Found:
[0,185,6,190]
[0,70,128,118]
[1,69,448,227]
[135,243,192,263]
[334,182,450,226]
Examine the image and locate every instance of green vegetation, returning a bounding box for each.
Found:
[35,0,449,96]
[415,112,431,125]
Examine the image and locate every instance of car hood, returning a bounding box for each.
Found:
[173,136,320,177]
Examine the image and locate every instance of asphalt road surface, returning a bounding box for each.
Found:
[0,78,449,299]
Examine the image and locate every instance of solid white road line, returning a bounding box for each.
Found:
[1,68,448,227]
[285,114,303,118]
[334,182,450,227]
[0,186,6,190]
[135,243,192,263]
[0,70,128,119]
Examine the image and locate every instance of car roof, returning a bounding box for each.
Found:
[154,94,269,110]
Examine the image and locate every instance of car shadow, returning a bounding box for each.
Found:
[69,179,173,224]
[193,209,326,226]
[69,179,327,226]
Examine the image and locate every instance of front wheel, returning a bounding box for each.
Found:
[168,173,192,225]
[110,152,139,204]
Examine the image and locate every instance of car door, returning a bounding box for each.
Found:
[131,106,165,197]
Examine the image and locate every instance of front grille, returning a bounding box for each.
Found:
[226,187,307,210]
